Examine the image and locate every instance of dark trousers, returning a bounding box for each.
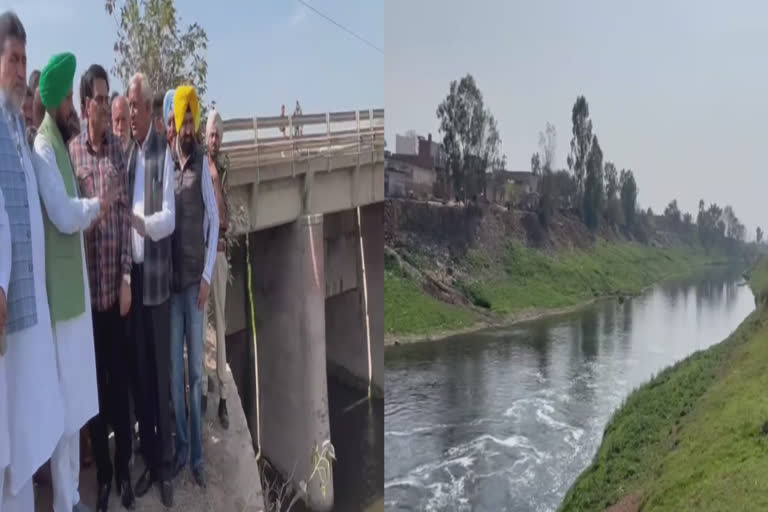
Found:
[88,303,132,485]
[130,264,173,481]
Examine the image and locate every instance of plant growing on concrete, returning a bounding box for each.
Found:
[300,440,337,500]
[259,461,303,512]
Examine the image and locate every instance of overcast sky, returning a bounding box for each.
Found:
[386,0,767,238]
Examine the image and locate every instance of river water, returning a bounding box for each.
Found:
[384,265,754,511]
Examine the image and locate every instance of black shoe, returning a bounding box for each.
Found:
[96,482,110,512]
[218,398,229,429]
[134,468,153,498]
[172,458,185,479]
[202,394,208,415]
[191,467,206,489]
[160,480,173,508]
[118,478,136,510]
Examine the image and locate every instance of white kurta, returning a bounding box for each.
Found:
[33,136,99,437]
[0,185,10,476]
[1,125,66,496]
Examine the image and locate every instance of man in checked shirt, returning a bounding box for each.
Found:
[68,63,135,512]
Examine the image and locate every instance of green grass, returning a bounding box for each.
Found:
[559,257,768,512]
[384,240,730,336]
[384,271,477,336]
[466,241,726,315]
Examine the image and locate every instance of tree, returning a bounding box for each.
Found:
[566,96,593,204]
[531,152,541,176]
[604,161,622,227]
[664,199,681,229]
[437,74,505,202]
[683,212,693,226]
[757,226,764,245]
[539,122,557,172]
[582,135,604,229]
[619,169,638,226]
[535,122,558,226]
[105,0,208,103]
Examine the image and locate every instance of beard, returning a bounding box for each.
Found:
[180,134,195,157]
[5,85,25,113]
[55,110,75,143]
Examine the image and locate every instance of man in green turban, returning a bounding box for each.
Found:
[33,52,118,512]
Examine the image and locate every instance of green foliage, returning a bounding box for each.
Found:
[757,226,764,245]
[604,161,623,227]
[466,242,722,316]
[748,255,768,303]
[539,122,557,173]
[455,280,491,309]
[696,201,747,249]
[436,74,505,201]
[530,152,541,175]
[536,123,567,227]
[582,135,604,230]
[566,95,593,202]
[384,230,736,336]
[620,169,638,226]
[384,269,477,336]
[559,312,766,511]
[105,0,208,99]
[664,199,682,228]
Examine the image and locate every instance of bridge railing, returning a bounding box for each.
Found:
[221,109,385,178]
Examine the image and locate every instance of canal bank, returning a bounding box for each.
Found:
[384,198,752,345]
[385,241,741,346]
[558,259,768,512]
[385,264,754,511]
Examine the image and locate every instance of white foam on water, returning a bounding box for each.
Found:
[386,417,497,438]
[503,396,555,420]
[384,476,423,490]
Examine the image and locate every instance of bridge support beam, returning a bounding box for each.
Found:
[250,214,334,511]
[325,202,384,397]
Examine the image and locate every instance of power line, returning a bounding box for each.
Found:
[297,0,383,54]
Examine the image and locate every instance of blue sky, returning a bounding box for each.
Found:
[387,0,768,237]
[11,0,383,121]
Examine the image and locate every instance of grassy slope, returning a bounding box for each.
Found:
[385,241,728,336]
[385,264,477,337]
[559,258,767,512]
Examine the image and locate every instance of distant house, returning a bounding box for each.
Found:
[386,132,449,200]
[395,132,418,155]
[486,170,540,208]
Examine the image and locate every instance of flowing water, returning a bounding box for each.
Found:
[384,265,754,511]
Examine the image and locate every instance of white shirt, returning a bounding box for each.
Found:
[33,132,100,438]
[199,156,219,284]
[0,110,66,494]
[32,137,100,234]
[131,137,176,263]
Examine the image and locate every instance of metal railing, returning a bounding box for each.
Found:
[221,109,385,174]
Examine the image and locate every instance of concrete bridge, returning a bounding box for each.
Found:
[219,109,385,511]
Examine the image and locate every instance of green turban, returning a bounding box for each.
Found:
[39,52,76,110]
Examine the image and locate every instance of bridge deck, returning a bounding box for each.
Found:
[222,109,385,233]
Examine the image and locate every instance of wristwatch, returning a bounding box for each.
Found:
[123,273,131,286]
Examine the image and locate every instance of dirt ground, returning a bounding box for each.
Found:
[33,326,265,512]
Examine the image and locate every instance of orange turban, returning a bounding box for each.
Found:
[173,85,200,134]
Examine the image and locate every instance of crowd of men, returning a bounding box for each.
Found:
[0,10,232,512]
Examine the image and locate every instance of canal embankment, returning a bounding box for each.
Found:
[558,256,768,511]
[384,199,749,345]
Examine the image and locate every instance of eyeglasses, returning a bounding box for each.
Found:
[89,95,109,109]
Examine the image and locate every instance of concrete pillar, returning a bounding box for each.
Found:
[361,202,384,397]
[250,214,334,511]
[324,203,384,397]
